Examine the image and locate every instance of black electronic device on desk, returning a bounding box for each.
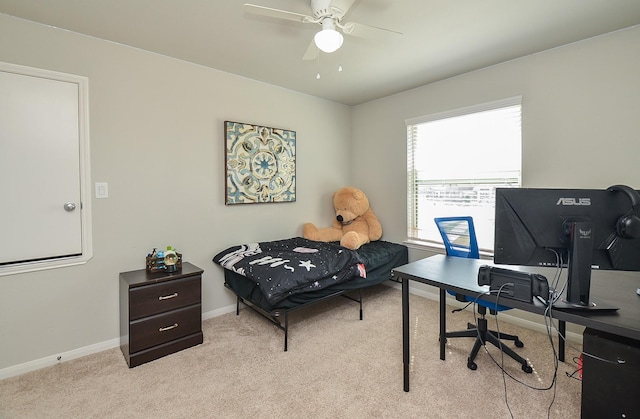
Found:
[477,265,549,303]
[493,185,640,311]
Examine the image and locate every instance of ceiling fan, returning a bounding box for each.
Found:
[243,0,402,60]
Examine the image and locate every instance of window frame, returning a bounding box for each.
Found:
[405,96,522,253]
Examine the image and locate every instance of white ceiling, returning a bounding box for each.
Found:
[1,0,639,105]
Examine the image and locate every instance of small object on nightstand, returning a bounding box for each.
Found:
[164,246,179,273]
[146,248,182,273]
[636,288,640,296]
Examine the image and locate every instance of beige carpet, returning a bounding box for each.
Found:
[0,284,582,418]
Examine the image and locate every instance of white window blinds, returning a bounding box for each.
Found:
[406,97,522,251]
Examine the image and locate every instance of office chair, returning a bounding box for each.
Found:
[434,216,532,373]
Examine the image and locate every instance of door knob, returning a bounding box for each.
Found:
[63,202,76,212]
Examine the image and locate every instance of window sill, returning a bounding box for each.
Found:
[403,239,494,260]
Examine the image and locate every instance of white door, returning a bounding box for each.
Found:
[0,67,83,265]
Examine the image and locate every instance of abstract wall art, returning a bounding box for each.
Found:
[224,121,296,205]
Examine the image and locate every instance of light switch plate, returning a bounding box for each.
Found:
[95,182,109,199]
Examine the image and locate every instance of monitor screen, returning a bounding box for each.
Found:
[494,186,640,308]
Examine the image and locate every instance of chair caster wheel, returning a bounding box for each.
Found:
[515,339,524,348]
[467,358,477,370]
[522,364,533,373]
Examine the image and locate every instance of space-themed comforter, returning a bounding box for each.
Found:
[213,237,366,305]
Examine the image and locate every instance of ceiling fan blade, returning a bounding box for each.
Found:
[302,39,319,61]
[243,3,310,23]
[331,0,358,17]
[344,21,403,40]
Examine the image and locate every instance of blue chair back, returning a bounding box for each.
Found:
[434,216,479,259]
[435,216,510,311]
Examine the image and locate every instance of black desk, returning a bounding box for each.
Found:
[392,254,640,394]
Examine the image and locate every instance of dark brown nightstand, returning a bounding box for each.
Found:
[119,262,204,368]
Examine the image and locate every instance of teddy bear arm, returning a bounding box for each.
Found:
[303,222,344,242]
[364,211,383,241]
[315,226,344,242]
[369,222,382,241]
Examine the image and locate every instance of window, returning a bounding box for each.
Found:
[406,97,522,251]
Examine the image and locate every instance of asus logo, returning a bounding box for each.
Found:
[579,228,592,238]
[556,197,591,206]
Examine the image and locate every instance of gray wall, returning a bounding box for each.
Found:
[0,14,351,372]
[1,12,639,374]
[352,25,640,260]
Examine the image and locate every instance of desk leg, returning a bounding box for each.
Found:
[440,288,446,361]
[558,320,566,362]
[402,277,410,392]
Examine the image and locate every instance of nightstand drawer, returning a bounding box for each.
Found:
[120,262,204,367]
[129,305,201,353]
[129,276,201,320]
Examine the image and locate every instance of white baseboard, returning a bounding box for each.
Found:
[0,304,237,381]
[202,303,237,320]
[0,337,121,381]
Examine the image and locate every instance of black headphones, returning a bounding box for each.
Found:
[607,184,640,239]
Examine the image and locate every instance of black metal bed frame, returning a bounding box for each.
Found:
[225,283,364,351]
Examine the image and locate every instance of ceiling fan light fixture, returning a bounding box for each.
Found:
[314,19,343,53]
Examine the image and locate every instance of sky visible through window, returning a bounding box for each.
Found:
[414,106,521,180]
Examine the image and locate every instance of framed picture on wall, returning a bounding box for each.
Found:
[224,121,296,205]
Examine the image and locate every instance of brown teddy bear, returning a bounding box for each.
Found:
[303,186,382,250]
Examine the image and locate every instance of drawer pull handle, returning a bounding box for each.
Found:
[159,323,178,332]
[159,292,178,301]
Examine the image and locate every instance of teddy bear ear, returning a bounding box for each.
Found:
[353,189,364,200]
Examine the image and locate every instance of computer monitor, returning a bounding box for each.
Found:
[494,185,640,309]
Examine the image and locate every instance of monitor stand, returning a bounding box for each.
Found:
[552,297,619,312]
[559,220,619,311]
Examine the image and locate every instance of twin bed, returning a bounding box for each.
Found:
[213,237,408,350]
